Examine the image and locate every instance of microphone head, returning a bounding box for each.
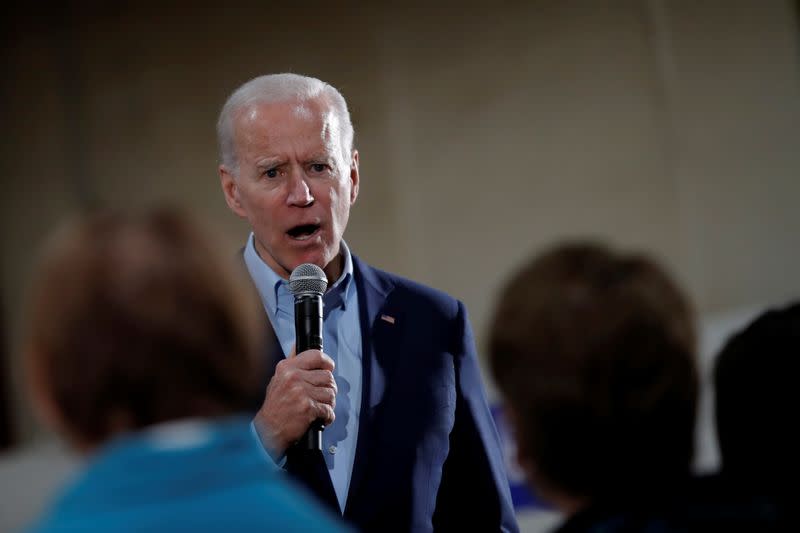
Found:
[289,263,328,296]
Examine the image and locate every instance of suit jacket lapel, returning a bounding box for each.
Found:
[344,255,394,517]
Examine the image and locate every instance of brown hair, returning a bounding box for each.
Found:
[23,207,265,447]
[489,242,697,504]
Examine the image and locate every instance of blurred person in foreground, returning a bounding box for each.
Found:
[22,208,347,532]
[217,72,516,531]
[488,242,701,532]
[709,301,800,531]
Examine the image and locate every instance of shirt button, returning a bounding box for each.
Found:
[328,445,337,455]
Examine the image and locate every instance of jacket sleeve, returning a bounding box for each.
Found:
[432,301,519,532]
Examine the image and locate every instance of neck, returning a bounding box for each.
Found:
[323,252,344,286]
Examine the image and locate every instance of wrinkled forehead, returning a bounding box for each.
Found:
[238,97,344,155]
[295,100,343,151]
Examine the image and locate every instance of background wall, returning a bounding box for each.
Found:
[2,1,798,531]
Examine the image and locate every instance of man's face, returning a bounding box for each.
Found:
[220,98,359,280]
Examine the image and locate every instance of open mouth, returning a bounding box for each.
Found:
[287,223,321,241]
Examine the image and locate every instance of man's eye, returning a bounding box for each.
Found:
[311,163,327,173]
[264,168,278,178]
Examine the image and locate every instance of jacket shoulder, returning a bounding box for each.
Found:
[355,258,462,317]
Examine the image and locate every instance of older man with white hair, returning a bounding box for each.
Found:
[217,73,517,532]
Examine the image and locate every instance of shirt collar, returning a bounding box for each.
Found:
[243,233,354,315]
[327,240,354,312]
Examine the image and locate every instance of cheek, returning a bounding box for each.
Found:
[240,185,279,212]
[331,178,353,206]
[238,191,282,234]
[330,188,351,220]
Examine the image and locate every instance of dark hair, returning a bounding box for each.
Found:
[714,301,800,488]
[23,207,265,446]
[489,242,698,503]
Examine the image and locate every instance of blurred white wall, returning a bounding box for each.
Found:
[2,2,798,531]
[0,442,77,532]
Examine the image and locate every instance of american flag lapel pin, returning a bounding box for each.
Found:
[380,314,396,325]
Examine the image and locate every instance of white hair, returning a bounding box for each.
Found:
[216,73,355,174]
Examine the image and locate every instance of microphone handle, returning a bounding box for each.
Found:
[295,295,324,451]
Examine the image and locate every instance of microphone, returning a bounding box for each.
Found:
[289,263,328,451]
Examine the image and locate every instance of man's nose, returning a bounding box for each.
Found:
[286,169,314,207]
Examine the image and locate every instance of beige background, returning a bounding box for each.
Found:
[1,1,798,530]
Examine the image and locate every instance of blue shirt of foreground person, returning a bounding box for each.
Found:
[27,418,347,533]
[218,73,517,531]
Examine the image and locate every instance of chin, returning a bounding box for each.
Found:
[285,240,338,270]
[293,252,330,270]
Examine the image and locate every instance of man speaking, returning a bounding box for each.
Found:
[217,73,517,532]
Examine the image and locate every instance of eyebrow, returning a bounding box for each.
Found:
[305,152,336,163]
[255,157,284,169]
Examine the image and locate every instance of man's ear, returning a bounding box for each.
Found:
[349,150,360,205]
[220,166,247,218]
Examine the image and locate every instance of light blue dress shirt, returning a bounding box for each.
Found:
[244,233,362,513]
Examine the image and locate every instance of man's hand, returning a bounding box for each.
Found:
[253,347,337,457]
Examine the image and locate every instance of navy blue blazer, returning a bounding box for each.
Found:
[261,256,518,532]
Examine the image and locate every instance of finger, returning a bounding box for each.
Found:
[273,357,297,381]
[316,403,335,426]
[289,343,296,358]
[308,385,337,408]
[295,349,335,372]
[304,369,337,393]
[301,398,335,426]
